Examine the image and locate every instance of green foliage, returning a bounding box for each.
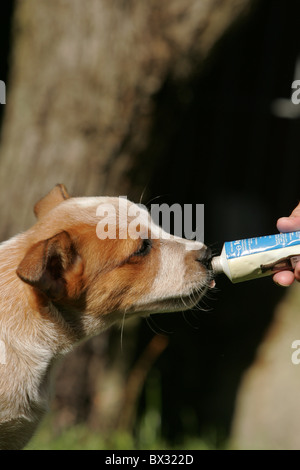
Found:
[25,415,225,450]
[25,421,133,450]
[25,369,227,450]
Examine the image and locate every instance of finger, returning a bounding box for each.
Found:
[276,216,300,233]
[295,262,300,282]
[273,270,295,287]
[290,201,300,217]
[277,202,300,232]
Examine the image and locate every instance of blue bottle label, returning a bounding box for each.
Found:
[224,231,300,259]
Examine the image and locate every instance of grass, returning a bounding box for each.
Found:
[25,415,223,450]
[26,421,136,450]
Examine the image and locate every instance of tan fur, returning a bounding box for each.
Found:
[0,185,213,449]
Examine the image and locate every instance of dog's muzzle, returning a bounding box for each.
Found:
[197,246,212,270]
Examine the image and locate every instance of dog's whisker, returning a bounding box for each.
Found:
[120,309,127,352]
[146,315,174,335]
[179,294,190,310]
[139,185,148,205]
[195,292,214,312]
[144,193,168,209]
[145,316,161,335]
[190,310,202,320]
[182,311,200,329]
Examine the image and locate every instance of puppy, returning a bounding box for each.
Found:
[0,184,213,450]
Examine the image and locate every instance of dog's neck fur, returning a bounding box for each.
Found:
[0,234,77,449]
[0,228,124,449]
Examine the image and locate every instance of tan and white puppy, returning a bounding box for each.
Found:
[0,184,213,450]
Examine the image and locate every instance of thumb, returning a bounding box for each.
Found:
[290,201,300,218]
[277,201,300,232]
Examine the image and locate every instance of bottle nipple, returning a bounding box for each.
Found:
[211,256,223,274]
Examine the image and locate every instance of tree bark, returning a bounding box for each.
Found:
[231,285,300,450]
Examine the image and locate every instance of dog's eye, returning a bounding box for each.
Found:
[133,239,152,257]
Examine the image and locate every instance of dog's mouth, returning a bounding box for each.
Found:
[206,264,216,288]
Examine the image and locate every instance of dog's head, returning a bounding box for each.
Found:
[16,185,213,336]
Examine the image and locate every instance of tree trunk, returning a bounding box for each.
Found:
[0,0,249,433]
[231,285,300,450]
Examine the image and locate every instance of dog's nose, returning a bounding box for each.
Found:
[197,246,212,269]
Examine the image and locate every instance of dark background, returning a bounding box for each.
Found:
[134,0,300,444]
[1,0,300,446]
[0,2,14,124]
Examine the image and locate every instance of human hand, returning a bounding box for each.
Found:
[273,202,300,286]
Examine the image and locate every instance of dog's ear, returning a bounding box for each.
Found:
[16,231,81,301]
[34,184,70,220]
